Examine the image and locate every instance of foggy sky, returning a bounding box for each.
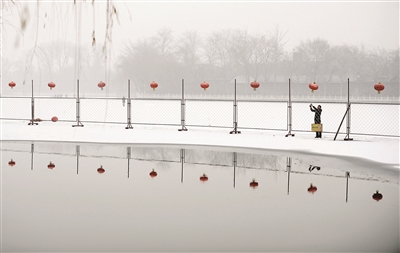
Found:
[2,0,399,63]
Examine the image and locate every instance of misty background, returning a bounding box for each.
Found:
[1,1,399,97]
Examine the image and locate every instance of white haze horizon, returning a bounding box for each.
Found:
[2,0,399,66]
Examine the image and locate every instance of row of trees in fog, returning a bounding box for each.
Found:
[4,27,399,95]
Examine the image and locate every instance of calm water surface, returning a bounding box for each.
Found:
[1,141,399,252]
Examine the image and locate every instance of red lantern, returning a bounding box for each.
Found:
[9,81,16,89]
[374,82,384,94]
[200,173,208,182]
[249,179,258,188]
[51,116,58,122]
[97,166,105,174]
[307,184,317,194]
[372,190,383,201]
[150,81,158,91]
[200,81,209,91]
[149,169,157,178]
[250,81,260,91]
[98,81,106,90]
[47,162,55,170]
[309,82,318,93]
[8,159,16,166]
[48,82,56,90]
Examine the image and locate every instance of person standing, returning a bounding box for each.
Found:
[310,104,322,138]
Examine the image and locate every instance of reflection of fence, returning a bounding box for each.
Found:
[1,96,398,136]
[1,141,387,183]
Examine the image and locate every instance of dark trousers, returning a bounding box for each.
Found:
[315,131,322,138]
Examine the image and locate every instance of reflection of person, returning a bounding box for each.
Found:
[310,104,322,138]
[309,165,321,172]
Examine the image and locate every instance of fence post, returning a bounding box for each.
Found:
[286,79,295,137]
[344,78,353,140]
[28,80,38,125]
[72,79,84,127]
[178,79,188,131]
[126,79,133,129]
[230,79,241,134]
[30,143,34,170]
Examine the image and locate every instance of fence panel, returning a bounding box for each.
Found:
[238,101,287,130]
[351,103,399,136]
[131,99,180,125]
[35,98,76,122]
[1,97,31,120]
[292,102,347,133]
[186,100,232,128]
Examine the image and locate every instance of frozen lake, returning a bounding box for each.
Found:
[1,140,399,252]
[1,97,399,136]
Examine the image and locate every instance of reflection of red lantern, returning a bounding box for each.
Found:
[51,116,58,122]
[9,81,16,89]
[149,169,157,178]
[372,190,383,201]
[250,81,260,91]
[98,81,106,90]
[307,184,317,194]
[374,82,384,94]
[150,81,158,91]
[200,81,209,91]
[249,179,258,188]
[8,159,16,166]
[200,173,208,182]
[47,162,55,170]
[97,166,105,174]
[309,82,318,93]
[35,118,42,122]
[48,82,56,90]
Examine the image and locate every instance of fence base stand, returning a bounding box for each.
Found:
[125,123,133,129]
[230,123,241,134]
[344,136,353,141]
[28,121,38,126]
[72,122,84,127]
[178,126,188,131]
[285,132,295,137]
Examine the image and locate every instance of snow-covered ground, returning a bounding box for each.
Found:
[1,119,399,180]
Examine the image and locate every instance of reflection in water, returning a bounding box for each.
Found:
[373,190,383,201]
[1,141,399,252]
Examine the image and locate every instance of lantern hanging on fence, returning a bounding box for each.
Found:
[97,166,105,174]
[200,173,208,182]
[200,81,209,91]
[150,81,158,91]
[309,82,318,93]
[307,183,317,194]
[149,169,157,178]
[48,162,55,170]
[48,82,56,90]
[51,116,58,122]
[372,190,383,201]
[8,159,16,167]
[250,81,260,91]
[374,82,384,94]
[9,81,16,89]
[98,81,106,90]
[249,179,259,188]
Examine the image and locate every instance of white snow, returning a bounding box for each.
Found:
[1,120,398,171]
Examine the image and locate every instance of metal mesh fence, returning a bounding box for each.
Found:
[1,84,399,136]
